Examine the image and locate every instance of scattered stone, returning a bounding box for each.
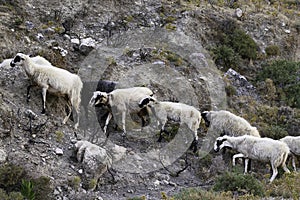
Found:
[55,148,64,155]
[0,149,7,163]
[79,38,96,55]
[235,8,243,18]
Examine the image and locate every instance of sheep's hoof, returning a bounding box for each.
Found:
[41,110,46,115]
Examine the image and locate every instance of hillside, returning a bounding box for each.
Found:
[0,0,299,199]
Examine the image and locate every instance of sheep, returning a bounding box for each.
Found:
[138,96,201,151]
[201,110,260,169]
[201,110,260,137]
[10,53,83,129]
[214,135,290,182]
[1,55,52,69]
[81,80,117,128]
[280,136,300,171]
[89,86,153,137]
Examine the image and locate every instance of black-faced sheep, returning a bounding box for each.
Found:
[139,96,201,151]
[10,53,83,129]
[280,136,300,171]
[89,87,153,137]
[214,135,290,182]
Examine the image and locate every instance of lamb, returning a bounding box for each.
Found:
[138,96,201,151]
[89,86,153,137]
[10,53,83,129]
[280,136,300,171]
[214,135,290,182]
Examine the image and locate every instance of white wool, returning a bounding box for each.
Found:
[11,53,82,129]
[89,87,153,135]
[214,135,290,182]
[280,136,300,171]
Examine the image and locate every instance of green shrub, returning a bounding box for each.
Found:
[32,176,52,200]
[173,187,233,200]
[21,179,35,200]
[259,124,288,139]
[265,172,300,199]
[257,60,300,108]
[213,171,265,197]
[211,45,241,71]
[8,192,23,200]
[228,29,258,60]
[0,164,26,193]
[265,45,280,57]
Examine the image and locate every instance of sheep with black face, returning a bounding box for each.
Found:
[214,135,290,182]
[89,86,153,137]
[10,53,82,129]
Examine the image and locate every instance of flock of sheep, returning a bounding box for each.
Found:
[7,52,300,183]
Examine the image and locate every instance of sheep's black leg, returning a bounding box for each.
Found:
[26,85,32,103]
[158,129,164,142]
[191,139,198,153]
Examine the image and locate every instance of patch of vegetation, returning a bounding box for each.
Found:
[21,179,35,200]
[165,23,177,31]
[172,187,233,200]
[265,45,280,57]
[258,123,288,139]
[32,176,52,200]
[88,178,97,190]
[69,176,81,190]
[213,171,265,197]
[0,163,26,193]
[265,172,300,199]
[256,60,300,108]
[127,196,146,200]
[55,131,64,143]
[211,45,241,71]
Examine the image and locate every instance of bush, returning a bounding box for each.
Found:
[213,171,265,197]
[257,60,300,108]
[21,179,35,200]
[0,164,26,193]
[172,187,233,200]
[265,172,300,199]
[265,45,280,57]
[211,45,241,71]
[228,29,258,60]
[32,176,52,200]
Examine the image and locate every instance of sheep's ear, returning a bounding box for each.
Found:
[29,54,34,57]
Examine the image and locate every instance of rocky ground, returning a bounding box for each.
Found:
[0,0,299,199]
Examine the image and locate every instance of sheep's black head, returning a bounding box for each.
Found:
[10,53,27,67]
[89,91,109,107]
[214,137,228,152]
[201,111,211,127]
[139,96,155,108]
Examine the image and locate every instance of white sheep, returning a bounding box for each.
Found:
[1,56,52,69]
[201,110,260,137]
[10,53,83,129]
[138,96,201,151]
[214,135,290,182]
[89,86,153,137]
[202,110,260,168]
[280,136,300,171]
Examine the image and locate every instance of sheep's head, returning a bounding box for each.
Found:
[201,111,211,127]
[10,53,28,67]
[138,96,156,108]
[214,136,231,152]
[89,91,109,107]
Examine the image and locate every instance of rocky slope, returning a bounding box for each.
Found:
[0,0,299,199]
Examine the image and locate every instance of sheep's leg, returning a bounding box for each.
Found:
[282,160,291,173]
[232,153,245,167]
[292,155,297,171]
[269,163,278,183]
[41,87,48,114]
[26,85,32,103]
[158,121,167,142]
[103,112,113,137]
[244,158,249,174]
[121,111,126,137]
[63,103,72,125]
